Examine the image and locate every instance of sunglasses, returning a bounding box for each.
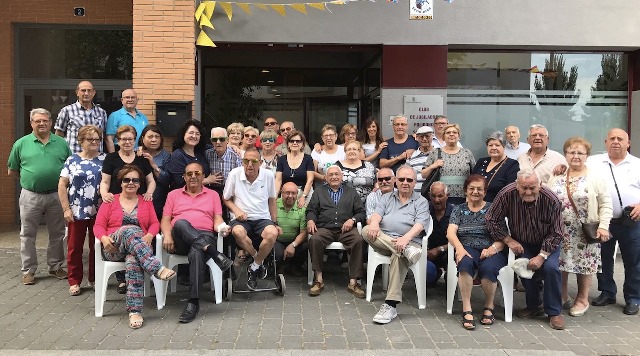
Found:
[262,138,275,143]
[244,134,257,139]
[289,139,302,144]
[397,177,414,183]
[282,127,293,131]
[242,158,260,165]
[211,137,227,143]
[122,178,141,184]
[264,122,278,126]
[185,171,203,177]
[377,176,393,182]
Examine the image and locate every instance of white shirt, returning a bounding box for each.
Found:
[432,137,462,149]
[223,166,277,221]
[586,153,640,218]
[311,146,345,175]
[505,141,531,160]
[518,148,567,185]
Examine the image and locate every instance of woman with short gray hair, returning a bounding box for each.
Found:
[471,131,520,202]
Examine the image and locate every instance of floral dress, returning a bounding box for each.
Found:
[550,175,601,275]
[60,153,105,220]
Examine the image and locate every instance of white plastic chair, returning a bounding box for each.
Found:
[307,223,362,286]
[94,239,154,317]
[154,233,223,310]
[445,242,515,322]
[365,219,432,310]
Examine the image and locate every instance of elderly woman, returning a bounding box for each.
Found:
[240,126,259,153]
[138,125,171,219]
[422,124,475,205]
[58,125,105,296]
[447,175,507,329]
[312,124,345,184]
[275,130,315,207]
[548,137,612,317]
[336,141,376,203]
[359,117,387,167]
[94,165,176,329]
[472,131,520,202]
[166,119,212,190]
[226,122,245,156]
[259,129,280,173]
[315,123,364,160]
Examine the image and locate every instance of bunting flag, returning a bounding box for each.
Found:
[195,0,384,47]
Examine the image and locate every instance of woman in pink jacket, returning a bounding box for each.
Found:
[94,164,175,329]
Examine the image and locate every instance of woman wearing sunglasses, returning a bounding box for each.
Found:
[259,129,280,173]
[275,130,315,207]
[94,165,176,329]
[240,126,259,153]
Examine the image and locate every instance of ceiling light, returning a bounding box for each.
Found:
[267,80,275,83]
[261,69,270,73]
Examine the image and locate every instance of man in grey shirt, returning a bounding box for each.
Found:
[365,168,396,224]
[363,165,430,324]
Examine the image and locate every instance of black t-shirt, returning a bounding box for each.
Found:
[276,154,315,187]
[102,152,153,195]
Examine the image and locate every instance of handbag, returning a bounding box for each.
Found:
[609,163,637,227]
[421,148,441,199]
[565,171,600,244]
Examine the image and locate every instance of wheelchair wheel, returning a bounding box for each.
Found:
[274,273,286,296]
[223,278,233,300]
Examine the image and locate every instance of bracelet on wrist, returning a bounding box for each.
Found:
[491,245,498,253]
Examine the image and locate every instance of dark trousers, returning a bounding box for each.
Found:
[274,240,308,267]
[520,243,562,316]
[171,219,217,299]
[597,220,640,304]
[309,227,363,279]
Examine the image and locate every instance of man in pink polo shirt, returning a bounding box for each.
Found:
[161,162,233,324]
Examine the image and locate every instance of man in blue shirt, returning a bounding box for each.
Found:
[105,88,149,152]
[379,115,419,172]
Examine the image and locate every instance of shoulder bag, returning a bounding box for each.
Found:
[565,171,599,244]
[421,148,441,199]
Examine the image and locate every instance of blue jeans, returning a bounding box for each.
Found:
[427,260,441,286]
[597,220,640,304]
[520,243,562,316]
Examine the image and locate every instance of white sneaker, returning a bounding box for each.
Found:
[402,245,422,265]
[373,303,398,324]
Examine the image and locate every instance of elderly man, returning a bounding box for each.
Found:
[504,125,531,160]
[363,165,430,324]
[426,181,453,287]
[408,125,434,192]
[486,168,565,330]
[517,124,566,185]
[366,168,396,224]
[55,80,108,153]
[431,115,462,149]
[105,89,149,152]
[256,117,284,149]
[379,115,419,172]
[205,127,242,200]
[307,165,366,297]
[161,162,234,323]
[275,121,312,155]
[8,108,72,285]
[587,128,640,315]
[275,182,309,276]
[223,148,280,290]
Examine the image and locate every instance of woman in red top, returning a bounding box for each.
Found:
[94,164,175,329]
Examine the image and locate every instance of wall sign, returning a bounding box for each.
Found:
[403,95,443,132]
[410,0,433,20]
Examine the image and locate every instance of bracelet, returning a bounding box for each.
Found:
[491,245,498,253]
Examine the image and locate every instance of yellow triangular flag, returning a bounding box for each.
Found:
[329,0,346,4]
[270,4,286,16]
[289,3,307,14]
[199,14,214,29]
[307,2,326,11]
[203,1,216,18]
[195,2,206,20]
[254,3,269,11]
[196,30,216,47]
[236,3,251,15]
[220,2,233,21]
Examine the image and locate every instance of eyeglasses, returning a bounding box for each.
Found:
[282,127,293,132]
[377,176,393,182]
[467,187,484,192]
[211,137,227,143]
[122,178,141,184]
[85,138,101,143]
[242,158,260,165]
[397,177,414,183]
[322,133,336,138]
[31,120,50,125]
[264,121,278,126]
[346,131,357,136]
[444,131,458,135]
[529,133,547,138]
[393,123,408,127]
[262,138,275,143]
[289,139,302,144]
[567,151,587,156]
[119,137,135,142]
[184,171,203,177]
[244,134,257,139]
[122,96,137,100]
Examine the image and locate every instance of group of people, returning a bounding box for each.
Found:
[7,81,640,332]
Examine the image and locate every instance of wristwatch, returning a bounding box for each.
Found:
[538,252,548,260]
[291,242,298,248]
[351,218,357,223]
[439,246,445,253]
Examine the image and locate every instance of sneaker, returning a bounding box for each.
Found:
[402,245,422,265]
[309,281,325,296]
[22,273,35,285]
[347,282,365,298]
[247,265,259,290]
[258,263,268,279]
[373,303,398,324]
[49,268,68,279]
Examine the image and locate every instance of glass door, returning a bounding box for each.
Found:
[305,98,360,145]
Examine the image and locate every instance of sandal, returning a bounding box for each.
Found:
[480,307,495,325]
[128,312,143,329]
[155,267,177,281]
[461,311,476,330]
[69,284,81,296]
[117,282,127,294]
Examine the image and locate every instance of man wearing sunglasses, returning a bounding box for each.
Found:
[365,168,396,225]
[205,127,242,203]
[223,149,280,290]
[161,162,234,323]
[363,165,430,324]
[275,121,311,155]
[255,117,285,149]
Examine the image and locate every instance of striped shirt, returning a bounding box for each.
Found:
[327,185,343,205]
[486,182,564,253]
[55,101,107,153]
[407,149,431,192]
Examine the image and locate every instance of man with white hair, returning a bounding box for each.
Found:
[504,125,530,160]
[517,124,566,185]
[205,127,242,199]
[379,115,419,172]
[408,125,434,192]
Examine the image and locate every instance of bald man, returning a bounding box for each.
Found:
[105,88,149,152]
[274,182,309,276]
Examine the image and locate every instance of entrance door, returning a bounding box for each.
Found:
[305,98,360,145]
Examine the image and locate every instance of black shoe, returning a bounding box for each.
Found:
[258,264,268,279]
[247,266,259,290]
[208,249,233,272]
[623,303,639,315]
[592,294,616,306]
[179,301,200,323]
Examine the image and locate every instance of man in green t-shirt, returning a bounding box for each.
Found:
[8,108,72,285]
[274,182,308,276]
